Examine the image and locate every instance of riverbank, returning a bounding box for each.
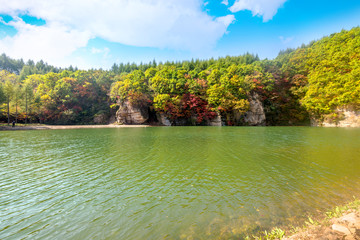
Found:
[254,198,360,240]
[0,123,151,131]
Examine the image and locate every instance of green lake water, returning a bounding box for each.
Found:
[1,127,360,239]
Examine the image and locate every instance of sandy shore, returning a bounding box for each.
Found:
[0,124,151,131]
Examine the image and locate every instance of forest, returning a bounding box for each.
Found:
[0,27,359,126]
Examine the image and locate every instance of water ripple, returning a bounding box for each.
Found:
[1,127,360,239]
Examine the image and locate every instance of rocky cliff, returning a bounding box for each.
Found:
[116,101,149,124]
[116,93,267,126]
[244,93,266,126]
[93,113,108,124]
[208,113,222,126]
[156,112,171,126]
[311,106,360,127]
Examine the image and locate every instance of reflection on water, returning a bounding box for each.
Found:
[1,127,360,239]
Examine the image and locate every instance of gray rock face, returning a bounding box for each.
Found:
[208,113,222,126]
[93,113,108,124]
[311,106,360,127]
[157,112,171,126]
[107,114,117,124]
[244,93,266,126]
[116,101,149,124]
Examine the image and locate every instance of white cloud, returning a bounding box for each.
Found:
[279,36,294,44]
[216,15,236,28]
[0,17,90,67]
[0,0,235,67]
[221,0,229,6]
[229,0,287,22]
[90,48,103,54]
[91,47,110,56]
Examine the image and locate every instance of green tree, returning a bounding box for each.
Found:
[4,80,14,125]
[0,70,17,125]
[13,84,22,123]
[23,82,34,124]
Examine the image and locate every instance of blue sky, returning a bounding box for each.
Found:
[0,0,359,69]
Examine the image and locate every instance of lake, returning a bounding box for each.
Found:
[1,127,360,239]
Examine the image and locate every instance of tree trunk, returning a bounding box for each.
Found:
[15,100,18,123]
[25,92,28,125]
[7,97,10,126]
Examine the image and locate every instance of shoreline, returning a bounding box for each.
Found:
[253,198,360,240]
[0,124,151,131]
[1,124,359,131]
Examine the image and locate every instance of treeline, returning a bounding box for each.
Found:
[110,53,259,74]
[0,27,359,125]
[110,56,277,125]
[0,53,82,81]
[0,70,114,124]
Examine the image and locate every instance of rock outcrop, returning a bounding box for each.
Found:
[244,93,266,126]
[208,113,223,126]
[116,101,149,124]
[93,113,108,124]
[311,106,360,127]
[285,209,360,240]
[156,112,171,126]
